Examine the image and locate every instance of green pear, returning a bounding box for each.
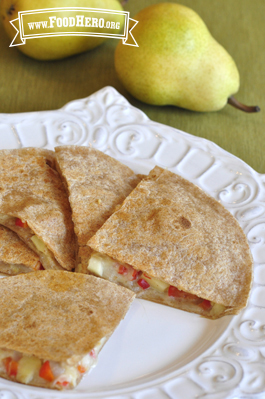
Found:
[115,3,259,112]
[0,0,124,60]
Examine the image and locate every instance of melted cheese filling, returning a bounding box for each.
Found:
[0,338,106,389]
[87,253,227,317]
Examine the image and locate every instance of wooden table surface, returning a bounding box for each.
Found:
[0,0,264,172]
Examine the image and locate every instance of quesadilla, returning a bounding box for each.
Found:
[0,148,76,271]
[0,225,42,275]
[0,270,135,389]
[54,145,141,273]
[87,166,253,319]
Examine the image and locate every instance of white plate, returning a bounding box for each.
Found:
[0,86,264,399]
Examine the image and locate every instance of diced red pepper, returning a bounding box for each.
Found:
[199,299,212,311]
[168,286,186,298]
[89,349,96,359]
[168,286,200,301]
[118,265,128,275]
[2,357,11,372]
[143,273,151,279]
[77,365,86,374]
[2,357,18,377]
[56,380,69,387]
[131,269,140,281]
[15,218,28,228]
[39,360,55,382]
[137,278,150,290]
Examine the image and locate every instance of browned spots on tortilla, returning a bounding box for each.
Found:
[48,273,84,292]
[78,304,94,316]
[179,216,191,229]
[146,209,159,221]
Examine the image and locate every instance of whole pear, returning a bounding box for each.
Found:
[115,3,257,112]
[0,0,124,60]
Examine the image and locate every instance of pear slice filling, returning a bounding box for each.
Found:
[30,235,63,271]
[0,215,62,270]
[88,253,227,317]
[0,261,40,275]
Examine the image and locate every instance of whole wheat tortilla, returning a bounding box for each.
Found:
[0,225,40,274]
[9,147,57,169]
[54,145,141,273]
[0,270,135,362]
[0,148,77,271]
[88,166,253,315]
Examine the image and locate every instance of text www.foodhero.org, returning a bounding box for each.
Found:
[28,16,121,30]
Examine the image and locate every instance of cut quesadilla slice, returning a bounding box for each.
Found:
[0,148,77,271]
[0,270,135,390]
[88,166,253,319]
[54,145,141,273]
[0,225,42,275]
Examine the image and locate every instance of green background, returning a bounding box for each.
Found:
[0,0,264,172]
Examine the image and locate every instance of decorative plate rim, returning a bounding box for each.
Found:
[0,86,264,399]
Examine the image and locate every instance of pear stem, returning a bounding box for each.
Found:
[228,96,260,113]
[121,0,129,5]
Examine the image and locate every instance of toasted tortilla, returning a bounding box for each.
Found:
[54,145,141,273]
[0,270,135,361]
[88,166,253,318]
[9,147,57,169]
[0,270,135,389]
[0,225,41,275]
[0,148,77,271]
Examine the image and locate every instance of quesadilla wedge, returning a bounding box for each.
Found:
[0,148,76,271]
[87,166,253,319]
[54,145,141,273]
[0,225,42,275]
[0,270,135,390]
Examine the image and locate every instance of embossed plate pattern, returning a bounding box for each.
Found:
[0,87,265,399]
